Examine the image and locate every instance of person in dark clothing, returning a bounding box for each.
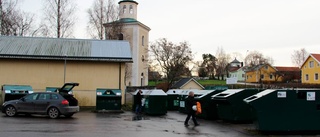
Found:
[135,90,143,114]
[184,91,199,126]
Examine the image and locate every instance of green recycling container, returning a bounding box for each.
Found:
[143,89,167,115]
[194,89,226,120]
[2,85,33,102]
[205,86,228,90]
[178,89,206,114]
[96,88,122,110]
[166,89,183,110]
[212,88,263,122]
[244,89,320,132]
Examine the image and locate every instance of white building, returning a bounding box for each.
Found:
[104,0,151,86]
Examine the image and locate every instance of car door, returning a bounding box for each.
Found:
[16,93,39,113]
[33,93,52,113]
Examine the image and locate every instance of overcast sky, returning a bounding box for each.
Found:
[20,0,320,67]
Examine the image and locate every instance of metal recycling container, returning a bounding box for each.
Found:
[2,85,33,102]
[205,86,228,90]
[212,88,263,122]
[166,89,184,110]
[194,89,226,120]
[244,89,320,132]
[143,89,167,115]
[178,89,206,114]
[96,89,122,110]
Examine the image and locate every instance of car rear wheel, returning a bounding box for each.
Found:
[48,107,60,119]
[5,105,17,117]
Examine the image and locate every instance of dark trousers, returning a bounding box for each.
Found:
[184,111,198,125]
[135,104,142,114]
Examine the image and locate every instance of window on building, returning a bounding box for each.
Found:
[315,73,319,80]
[306,74,309,81]
[142,36,144,46]
[264,65,268,70]
[261,74,264,79]
[123,5,127,13]
[129,5,133,14]
[242,74,245,78]
[309,61,314,68]
[141,55,145,62]
[269,75,273,80]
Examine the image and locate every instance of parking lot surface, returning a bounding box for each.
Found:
[0,111,319,137]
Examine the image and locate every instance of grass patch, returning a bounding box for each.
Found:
[197,79,226,86]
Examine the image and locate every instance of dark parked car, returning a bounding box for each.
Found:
[2,83,80,119]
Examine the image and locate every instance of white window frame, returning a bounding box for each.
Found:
[309,61,314,68]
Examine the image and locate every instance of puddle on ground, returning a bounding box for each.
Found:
[132,115,150,121]
[124,115,150,121]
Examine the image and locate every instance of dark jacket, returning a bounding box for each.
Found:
[185,96,196,113]
[135,92,142,105]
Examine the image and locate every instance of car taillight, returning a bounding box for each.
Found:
[61,99,69,105]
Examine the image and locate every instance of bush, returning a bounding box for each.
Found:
[122,103,133,111]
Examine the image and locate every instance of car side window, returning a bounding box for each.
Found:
[51,94,59,100]
[38,94,51,100]
[24,94,39,101]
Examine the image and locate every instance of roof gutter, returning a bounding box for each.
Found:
[0,54,133,63]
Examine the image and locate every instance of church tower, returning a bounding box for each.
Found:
[116,0,150,86]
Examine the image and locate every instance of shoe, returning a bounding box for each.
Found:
[195,123,200,126]
[184,123,189,127]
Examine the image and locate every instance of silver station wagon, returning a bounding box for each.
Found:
[2,83,80,119]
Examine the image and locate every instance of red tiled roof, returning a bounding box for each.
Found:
[275,66,300,72]
[229,67,240,72]
[311,54,320,62]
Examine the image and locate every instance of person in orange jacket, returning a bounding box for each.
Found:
[184,91,199,126]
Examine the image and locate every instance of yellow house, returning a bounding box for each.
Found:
[246,64,278,83]
[301,54,320,84]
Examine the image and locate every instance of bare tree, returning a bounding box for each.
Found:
[0,0,38,36]
[149,38,194,89]
[104,18,124,40]
[41,0,77,38]
[215,46,230,80]
[291,48,308,67]
[245,50,274,67]
[87,0,119,40]
[13,12,37,36]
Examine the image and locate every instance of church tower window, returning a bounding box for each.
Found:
[142,36,144,46]
[129,5,133,14]
[123,5,127,13]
